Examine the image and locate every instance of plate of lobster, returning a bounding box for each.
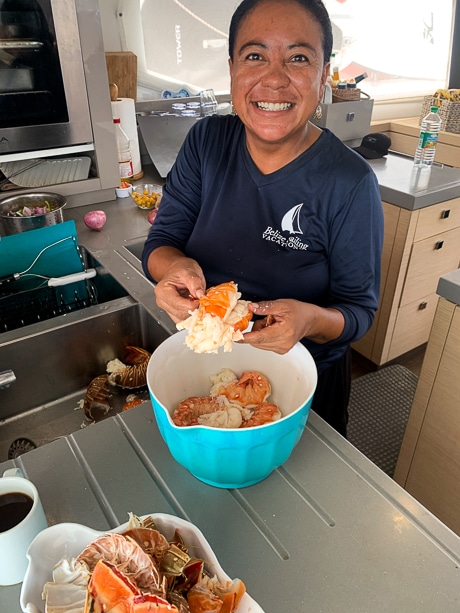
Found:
[20,513,265,613]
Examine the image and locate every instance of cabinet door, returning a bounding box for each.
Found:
[400,226,460,306]
[388,294,438,361]
[414,198,460,241]
[405,307,460,535]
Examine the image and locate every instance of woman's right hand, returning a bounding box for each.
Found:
[151,250,206,323]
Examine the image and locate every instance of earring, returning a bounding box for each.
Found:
[313,104,323,120]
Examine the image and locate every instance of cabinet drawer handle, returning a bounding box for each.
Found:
[434,240,444,250]
[418,301,428,310]
[440,209,450,219]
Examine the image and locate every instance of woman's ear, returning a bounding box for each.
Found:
[319,63,330,102]
[228,57,234,95]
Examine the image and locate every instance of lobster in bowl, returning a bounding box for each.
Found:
[176,281,253,354]
[146,329,317,488]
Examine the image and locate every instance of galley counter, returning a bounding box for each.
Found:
[2,402,460,613]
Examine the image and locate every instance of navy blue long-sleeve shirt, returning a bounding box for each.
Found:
[142,115,383,373]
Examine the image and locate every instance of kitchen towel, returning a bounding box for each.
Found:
[111,97,142,177]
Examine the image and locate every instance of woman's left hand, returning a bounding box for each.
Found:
[243,299,344,354]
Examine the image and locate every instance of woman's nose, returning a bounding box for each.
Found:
[261,61,290,88]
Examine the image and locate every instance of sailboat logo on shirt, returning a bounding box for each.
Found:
[261,202,309,250]
[281,203,303,234]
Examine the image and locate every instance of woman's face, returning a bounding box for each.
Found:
[229,0,328,148]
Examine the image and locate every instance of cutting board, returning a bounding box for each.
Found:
[105,51,137,100]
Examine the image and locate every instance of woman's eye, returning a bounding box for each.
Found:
[246,52,263,61]
[291,54,309,64]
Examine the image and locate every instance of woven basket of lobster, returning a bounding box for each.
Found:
[420,90,460,133]
[331,88,370,103]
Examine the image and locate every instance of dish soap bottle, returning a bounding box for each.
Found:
[113,117,133,181]
[414,106,442,166]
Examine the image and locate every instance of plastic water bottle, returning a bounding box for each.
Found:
[414,106,442,166]
[113,118,133,181]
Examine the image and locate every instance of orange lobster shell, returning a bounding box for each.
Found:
[84,560,178,613]
[200,281,252,331]
[199,282,238,319]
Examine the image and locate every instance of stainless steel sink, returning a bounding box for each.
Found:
[0,290,170,462]
[115,238,146,275]
[123,239,144,263]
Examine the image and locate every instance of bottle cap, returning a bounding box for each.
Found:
[430,105,439,112]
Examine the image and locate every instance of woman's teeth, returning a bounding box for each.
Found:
[256,102,292,111]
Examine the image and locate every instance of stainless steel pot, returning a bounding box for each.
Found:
[0,192,66,235]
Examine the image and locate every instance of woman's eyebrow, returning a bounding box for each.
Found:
[237,40,318,57]
[288,42,318,57]
[237,40,268,55]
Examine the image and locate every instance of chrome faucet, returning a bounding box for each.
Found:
[0,369,16,389]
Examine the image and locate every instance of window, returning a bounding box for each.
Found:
[119,0,457,103]
[324,0,455,100]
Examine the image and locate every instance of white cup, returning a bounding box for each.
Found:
[0,468,48,586]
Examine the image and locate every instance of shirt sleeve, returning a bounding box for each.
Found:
[325,168,384,346]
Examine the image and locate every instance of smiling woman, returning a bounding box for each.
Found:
[141,0,384,438]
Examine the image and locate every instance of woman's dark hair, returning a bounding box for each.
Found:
[229,0,333,66]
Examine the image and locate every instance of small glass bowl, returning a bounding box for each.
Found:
[131,184,163,209]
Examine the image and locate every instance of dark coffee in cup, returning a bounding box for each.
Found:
[0,492,33,532]
[0,469,48,585]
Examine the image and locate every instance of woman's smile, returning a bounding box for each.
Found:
[255,101,293,111]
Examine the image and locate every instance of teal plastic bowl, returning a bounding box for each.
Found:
[147,330,317,488]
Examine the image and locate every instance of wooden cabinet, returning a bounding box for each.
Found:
[371,117,460,169]
[353,197,460,365]
[394,295,460,536]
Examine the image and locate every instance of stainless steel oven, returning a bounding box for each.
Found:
[0,0,93,156]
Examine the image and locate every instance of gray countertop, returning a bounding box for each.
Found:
[367,153,460,210]
[2,407,460,613]
[437,268,460,306]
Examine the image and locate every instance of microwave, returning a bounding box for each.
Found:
[0,0,93,156]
